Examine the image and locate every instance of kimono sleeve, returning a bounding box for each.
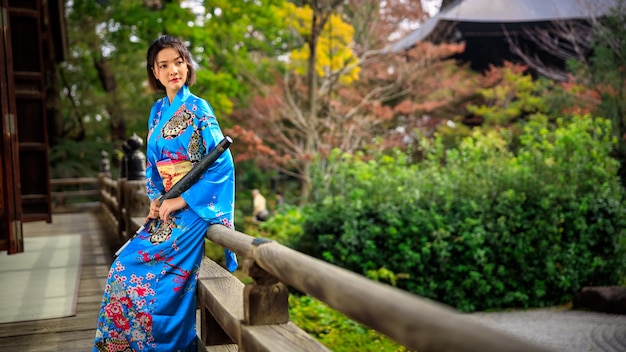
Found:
[145,102,164,202]
[181,100,235,226]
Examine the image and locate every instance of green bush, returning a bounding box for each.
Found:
[257,205,306,246]
[298,116,626,312]
[236,205,306,247]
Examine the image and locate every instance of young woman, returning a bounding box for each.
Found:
[93,35,238,352]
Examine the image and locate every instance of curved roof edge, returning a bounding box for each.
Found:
[389,0,619,52]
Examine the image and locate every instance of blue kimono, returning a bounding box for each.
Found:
[94,85,238,352]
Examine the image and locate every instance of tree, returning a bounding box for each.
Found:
[503,19,595,81]
[59,0,181,144]
[499,0,625,82]
[58,0,288,142]
[54,0,294,180]
[230,1,463,202]
[583,0,626,185]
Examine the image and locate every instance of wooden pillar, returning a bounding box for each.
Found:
[100,150,111,177]
[243,258,289,325]
[126,133,146,181]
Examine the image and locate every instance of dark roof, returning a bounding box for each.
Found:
[390,0,619,52]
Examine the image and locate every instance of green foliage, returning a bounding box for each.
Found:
[183,0,292,118]
[289,295,411,352]
[56,0,293,178]
[581,0,626,185]
[365,267,410,287]
[49,139,115,178]
[233,204,416,350]
[465,66,586,133]
[68,0,284,124]
[257,205,306,246]
[467,68,551,127]
[298,116,626,312]
[62,0,158,140]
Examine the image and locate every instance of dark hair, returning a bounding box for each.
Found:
[146,35,196,91]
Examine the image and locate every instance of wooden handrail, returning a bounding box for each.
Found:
[206,225,551,352]
[98,174,119,233]
[50,177,100,212]
[51,190,99,198]
[51,177,99,185]
[103,169,551,352]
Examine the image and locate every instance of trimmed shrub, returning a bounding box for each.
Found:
[296,116,626,312]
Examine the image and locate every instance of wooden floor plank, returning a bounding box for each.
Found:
[0,330,96,352]
[0,209,119,350]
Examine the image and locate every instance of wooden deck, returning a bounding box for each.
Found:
[0,210,120,352]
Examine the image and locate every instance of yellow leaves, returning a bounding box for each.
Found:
[289,46,310,76]
[280,2,312,37]
[316,14,359,84]
[282,3,360,84]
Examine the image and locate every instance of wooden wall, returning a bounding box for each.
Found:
[0,0,66,253]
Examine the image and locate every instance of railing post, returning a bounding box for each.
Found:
[115,134,143,239]
[117,142,129,238]
[120,141,129,179]
[120,134,147,238]
[99,151,111,214]
[243,257,290,325]
[126,133,146,181]
[100,150,111,177]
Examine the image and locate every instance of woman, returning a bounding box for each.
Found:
[94,35,238,352]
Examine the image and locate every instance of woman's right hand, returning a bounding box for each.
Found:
[146,198,161,221]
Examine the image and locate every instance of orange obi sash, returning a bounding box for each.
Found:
[156,159,192,192]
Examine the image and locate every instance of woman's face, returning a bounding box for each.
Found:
[153,47,188,99]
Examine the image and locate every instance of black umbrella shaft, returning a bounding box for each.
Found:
[158,136,233,204]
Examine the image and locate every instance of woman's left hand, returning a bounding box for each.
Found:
[159,196,187,221]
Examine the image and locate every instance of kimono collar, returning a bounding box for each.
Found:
[165,85,191,108]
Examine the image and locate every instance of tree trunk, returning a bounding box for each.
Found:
[300,0,343,203]
[94,55,127,142]
[302,11,321,203]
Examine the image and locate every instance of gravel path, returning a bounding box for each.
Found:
[469,309,626,352]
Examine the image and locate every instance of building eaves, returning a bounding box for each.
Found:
[389,0,619,52]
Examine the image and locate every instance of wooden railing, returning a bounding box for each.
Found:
[51,177,100,213]
[100,171,551,352]
[98,175,147,241]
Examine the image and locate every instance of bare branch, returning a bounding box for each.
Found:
[503,19,593,81]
